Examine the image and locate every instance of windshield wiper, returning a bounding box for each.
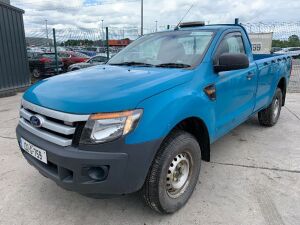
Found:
[109,61,154,67]
[155,63,191,68]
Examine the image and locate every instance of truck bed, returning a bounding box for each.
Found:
[253,53,288,61]
[252,53,292,114]
[253,54,291,74]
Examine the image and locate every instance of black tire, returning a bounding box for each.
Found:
[142,130,201,214]
[258,88,283,127]
[32,68,41,78]
[71,68,80,71]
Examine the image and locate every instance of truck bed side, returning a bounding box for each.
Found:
[253,54,292,112]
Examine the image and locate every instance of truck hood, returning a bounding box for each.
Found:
[23,65,193,114]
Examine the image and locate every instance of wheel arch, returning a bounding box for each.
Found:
[277,77,287,106]
[169,117,211,162]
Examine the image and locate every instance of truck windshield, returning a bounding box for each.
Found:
[108,30,214,68]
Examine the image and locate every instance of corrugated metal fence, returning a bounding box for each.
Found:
[0,2,30,96]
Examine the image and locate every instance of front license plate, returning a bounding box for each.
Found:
[21,138,47,164]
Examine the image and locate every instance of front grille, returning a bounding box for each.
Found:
[19,99,89,146]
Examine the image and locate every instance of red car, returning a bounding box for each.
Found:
[27,52,64,78]
[58,51,89,71]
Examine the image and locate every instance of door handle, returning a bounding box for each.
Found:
[246,72,255,80]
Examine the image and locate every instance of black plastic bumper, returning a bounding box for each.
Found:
[16,125,162,196]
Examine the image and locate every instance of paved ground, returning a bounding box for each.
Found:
[288,59,300,93]
[0,93,299,225]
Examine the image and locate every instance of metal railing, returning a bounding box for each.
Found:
[25,22,300,92]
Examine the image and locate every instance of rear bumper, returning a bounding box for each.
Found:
[16,125,162,196]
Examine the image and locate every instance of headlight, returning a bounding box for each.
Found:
[80,109,143,144]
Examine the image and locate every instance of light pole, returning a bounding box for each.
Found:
[155,20,158,32]
[101,19,104,47]
[45,19,49,46]
[141,0,143,36]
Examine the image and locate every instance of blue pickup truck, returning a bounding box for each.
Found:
[16,22,292,213]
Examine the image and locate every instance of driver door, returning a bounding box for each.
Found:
[214,32,257,138]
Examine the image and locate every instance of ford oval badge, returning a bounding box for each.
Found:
[30,115,42,128]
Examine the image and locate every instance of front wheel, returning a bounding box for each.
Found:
[258,88,283,127]
[142,130,201,214]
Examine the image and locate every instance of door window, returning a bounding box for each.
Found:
[215,33,245,59]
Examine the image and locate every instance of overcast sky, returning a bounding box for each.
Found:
[11,0,300,31]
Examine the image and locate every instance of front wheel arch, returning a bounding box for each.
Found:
[165,117,211,162]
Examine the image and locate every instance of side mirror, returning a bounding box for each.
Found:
[214,53,249,73]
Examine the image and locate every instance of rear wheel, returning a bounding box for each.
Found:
[71,67,80,71]
[142,130,201,214]
[32,68,41,78]
[258,88,283,126]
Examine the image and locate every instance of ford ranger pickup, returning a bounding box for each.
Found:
[16,22,292,213]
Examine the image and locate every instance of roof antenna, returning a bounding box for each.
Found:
[174,2,196,30]
[235,18,239,25]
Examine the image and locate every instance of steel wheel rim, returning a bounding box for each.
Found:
[166,152,192,198]
[33,69,40,78]
[273,98,280,120]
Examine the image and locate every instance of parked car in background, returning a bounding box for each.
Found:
[276,47,300,58]
[27,49,43,55]
[27,52,64,78]
[271,47,282,54]
[68,46,83,51]
[56,47,67,52]
[27,47,40,52]
[77,47,107,57]
[68,54,108,71]
[58,51,89,71]
[77,49,97,57]
[83,46,106,53]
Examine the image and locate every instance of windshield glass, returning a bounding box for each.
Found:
[108,30,214,68]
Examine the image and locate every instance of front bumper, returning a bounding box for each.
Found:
[16,125,162,196]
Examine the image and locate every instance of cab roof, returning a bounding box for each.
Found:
[178,24,243,32]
